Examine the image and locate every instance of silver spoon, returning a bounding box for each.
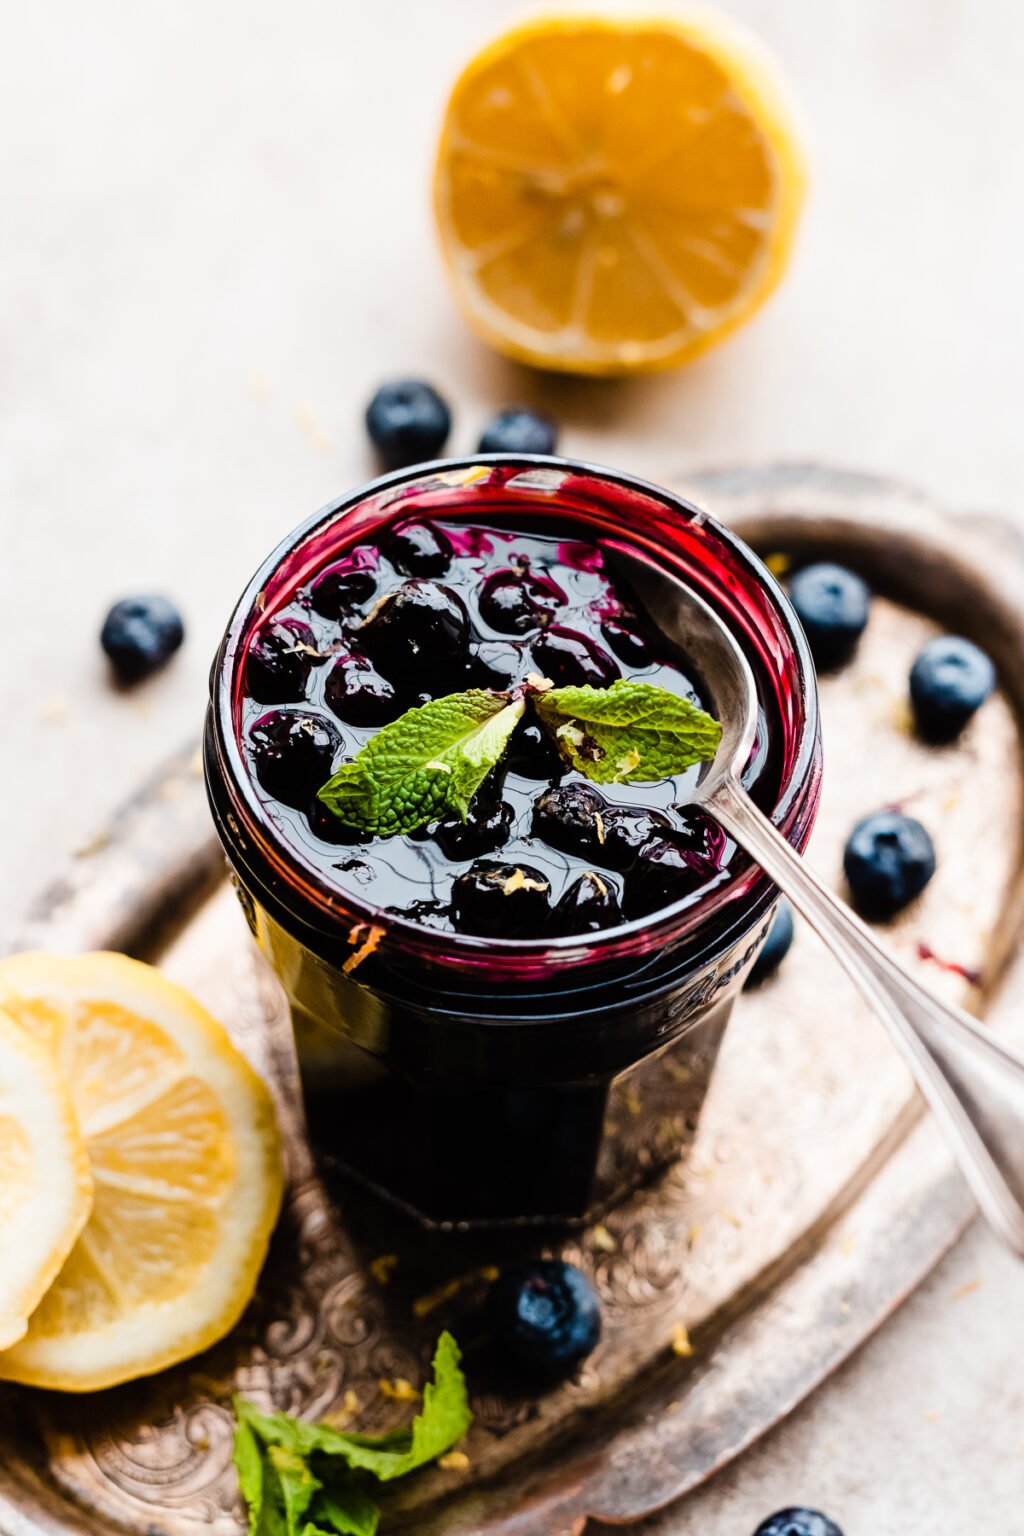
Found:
[611,542,1024,1257]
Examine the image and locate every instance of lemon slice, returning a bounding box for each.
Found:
[0,952,284,1391]
[433,9,807,374]
[0,1009,92,1351]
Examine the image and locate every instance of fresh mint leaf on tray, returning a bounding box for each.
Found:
[233,1332,470,1536]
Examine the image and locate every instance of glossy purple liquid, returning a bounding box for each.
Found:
[236,518,769,936]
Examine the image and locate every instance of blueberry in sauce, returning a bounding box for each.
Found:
[623,817,726,919]
[507,719,565,780]
[843,810,935,917]
[307,797,373,845]
[246,617,322,704]
[477,407,558,456]
[357,580,470,680]
[601,618,652,668]
[788,563,870,671]
[600,804,674,870]
[549,871,623,936]
[531,625,619,687]
[365,380,451,467]
[451,861,552,938]
[380,519,453,578]
[486,1259,601,1380]
[468,638,527,692]
[309,562,377,620]
[744,898,795,987]
[532,783,607,861]
[434,795,514,860]
[325,654,403,726]
[909,635,995,742]
[478,568,566,635]
[101,595,184,682]
[248,710,341,809]
[752,1511,844,1536]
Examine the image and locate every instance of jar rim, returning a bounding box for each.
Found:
[207,454,821,974]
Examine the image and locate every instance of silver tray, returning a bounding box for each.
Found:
[2,463,1023,1536]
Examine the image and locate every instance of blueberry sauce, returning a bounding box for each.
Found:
[239,518,755,939]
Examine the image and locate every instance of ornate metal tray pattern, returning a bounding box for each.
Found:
[2,465,1023,1536]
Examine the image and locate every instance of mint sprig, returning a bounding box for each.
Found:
[535,679,722,784]
[318,692,525,837]
[317,680,720,837]
[233,1331,470,1536]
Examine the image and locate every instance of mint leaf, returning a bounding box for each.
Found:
[270,1447,321,1533]
[233,1334,471,1536]
[303,1485,380,1536]
[318,694,525,836]
[535,680,721,784]
[234,1416,282,1536]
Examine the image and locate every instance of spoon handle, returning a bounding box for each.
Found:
[710,772,1024,1256]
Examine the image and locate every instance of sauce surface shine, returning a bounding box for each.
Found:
[238,517,736,939]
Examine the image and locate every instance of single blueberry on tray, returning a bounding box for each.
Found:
[486,1259,601,1380]
[788,563,870,671]
[909,634,995,742]
[752,1509,844,1536]
[100,594,184,682]
[477,406,558,455]
[843,809,936,918]
[744,898,795,987]
[365,379,451,467]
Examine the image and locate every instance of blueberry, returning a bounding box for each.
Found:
[357,580,470,679]
[506,720,565,779]
[477,407,558,456]
[479,571,540,635]
[843,810,936,917]
[531,626,619,688]
[623,817,726,918]
[532,783,606,860]
[365,380,451,468]
[381,519,453,578]
[468,639,527,692]
[909,635,995,741]
[789,563,871,671]
[549,871,623,936]
[324,655,402,725]
[246,618,321,704]
[100,595,184,682]
[601,619,652,668]
[479,568,567,635]
[486,1259,601,1380]
[744,899,795,987]
[434,797,514,859]
[309,562,377,620]
[450,860,551,938]
[248,710,341,809]
[307,798,372,845]
[752,1509,844,1536]
[599,805,673,871]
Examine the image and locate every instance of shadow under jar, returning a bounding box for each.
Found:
[205,458,821,1229]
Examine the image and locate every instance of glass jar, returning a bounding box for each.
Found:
[205,458,821,1229]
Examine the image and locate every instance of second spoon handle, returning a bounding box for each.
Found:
[709,771,1024,1256]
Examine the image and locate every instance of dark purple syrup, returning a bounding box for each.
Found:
[238,517,751,939]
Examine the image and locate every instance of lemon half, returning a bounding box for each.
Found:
[434,8,807,374]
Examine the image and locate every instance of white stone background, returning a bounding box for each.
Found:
[1,1,1022,1530]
